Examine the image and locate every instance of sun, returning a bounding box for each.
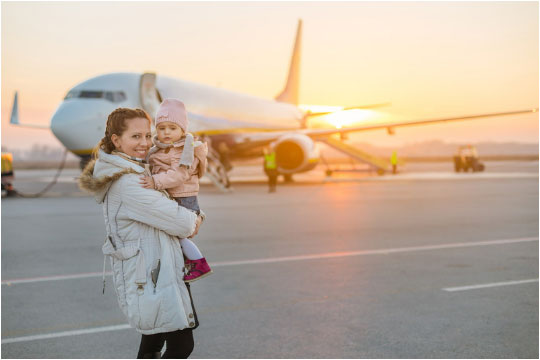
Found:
[324,109,375,129]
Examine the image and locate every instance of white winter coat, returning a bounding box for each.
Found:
[79,150,199,335]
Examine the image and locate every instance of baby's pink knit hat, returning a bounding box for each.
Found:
[155,98,189,132]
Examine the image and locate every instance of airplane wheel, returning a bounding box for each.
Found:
[283,174,294,183]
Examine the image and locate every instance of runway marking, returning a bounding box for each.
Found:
[2,236,538,345]
[326,172,539,183]
[1,324,131,344]
[2,236,537,286]
[443,278,539,292]
[210,237,538,266]
[2,271,107,285]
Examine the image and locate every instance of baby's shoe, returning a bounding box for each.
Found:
[184,258,213,282]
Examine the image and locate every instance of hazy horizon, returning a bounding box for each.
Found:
[2,2,538,151]
[3,139,538,164]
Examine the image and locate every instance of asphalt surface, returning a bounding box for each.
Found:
[1,162,538,358]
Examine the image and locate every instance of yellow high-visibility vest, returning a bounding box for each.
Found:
[391,151,398,165]
[264,152,276,170]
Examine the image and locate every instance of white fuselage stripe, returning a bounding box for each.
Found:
[2,237,537,286]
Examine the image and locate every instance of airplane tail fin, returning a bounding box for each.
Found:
[275,19,302,105]
[9,92,49,129]
[10,92,19,125]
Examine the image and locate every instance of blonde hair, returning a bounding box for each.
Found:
[93,108,152,158]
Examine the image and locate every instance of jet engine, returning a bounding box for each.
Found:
[273,134,320,174]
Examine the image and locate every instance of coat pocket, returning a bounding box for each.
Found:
[137,292,162,331]
[102,240,139,260]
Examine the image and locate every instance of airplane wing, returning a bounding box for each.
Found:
[301,108,538,139]
[9,92,50,129]
[231,108,538,150]
[304,102,391,117]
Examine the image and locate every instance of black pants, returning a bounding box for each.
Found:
[137,328,194,359]
[265,169,278,192]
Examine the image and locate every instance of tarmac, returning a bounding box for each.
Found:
[1,161,538,358]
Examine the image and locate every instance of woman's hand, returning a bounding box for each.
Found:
[140,176,155,189]
[188,215,203,238]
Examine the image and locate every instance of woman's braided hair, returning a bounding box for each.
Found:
[93,108,152,157]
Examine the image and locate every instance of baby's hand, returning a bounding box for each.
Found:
[140,176,155,189]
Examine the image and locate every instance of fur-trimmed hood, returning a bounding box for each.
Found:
[78,150,144,203]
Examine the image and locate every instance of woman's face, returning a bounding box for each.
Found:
[111,117,152,158]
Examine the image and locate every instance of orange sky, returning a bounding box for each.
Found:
[1,2,538,150]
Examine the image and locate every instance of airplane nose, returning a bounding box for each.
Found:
[50,100,112,154]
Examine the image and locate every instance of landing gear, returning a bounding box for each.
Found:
[282,174,294,183]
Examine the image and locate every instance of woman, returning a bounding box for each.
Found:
[79,108,203,358]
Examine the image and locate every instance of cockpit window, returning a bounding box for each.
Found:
[64,90,80,100]
[80,91,104,99]
[64,90,127,103]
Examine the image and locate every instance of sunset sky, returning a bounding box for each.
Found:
[2,1,538,151]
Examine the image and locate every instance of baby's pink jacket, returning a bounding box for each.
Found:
[148,137,208,198]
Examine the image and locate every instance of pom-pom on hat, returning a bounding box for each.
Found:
[155,98,189,132]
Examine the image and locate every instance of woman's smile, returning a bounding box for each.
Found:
[111,117,152,158]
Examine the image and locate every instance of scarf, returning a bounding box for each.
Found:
[148,133,196,168]
[112,151,152,176]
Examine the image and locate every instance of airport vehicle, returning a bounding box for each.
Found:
[9,20,537,188]
[1,152,16,197]
[453,145,485,172]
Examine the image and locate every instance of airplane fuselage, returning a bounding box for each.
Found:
[50,72,304,160]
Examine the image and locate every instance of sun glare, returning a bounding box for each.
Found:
[324,109,375,129]
[299,105,382,129]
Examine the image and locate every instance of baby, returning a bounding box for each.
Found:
[141,98,212,282]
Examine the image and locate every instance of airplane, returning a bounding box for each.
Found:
[9,19,537,189]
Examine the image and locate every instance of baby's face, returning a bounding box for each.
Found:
[156,122,184,143]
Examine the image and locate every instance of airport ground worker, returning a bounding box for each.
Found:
[78,108,203,359]
[391,150,398,174]
[263,147,278,193]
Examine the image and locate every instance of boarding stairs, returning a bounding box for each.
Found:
[205,145,233,192]
[320,136,390,175]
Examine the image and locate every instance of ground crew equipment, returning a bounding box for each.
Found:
[1,152,16,197]
[2,152,13,175]
[453,145,485,172]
